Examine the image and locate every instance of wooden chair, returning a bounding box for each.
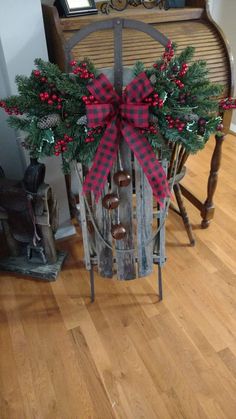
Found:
[63,18,195,301]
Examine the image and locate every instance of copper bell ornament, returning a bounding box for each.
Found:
[113,170,131,187]
[102,193,120,210]
[111,223,127,240]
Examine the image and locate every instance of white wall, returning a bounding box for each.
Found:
[210,0,236,131]
[0,44,26,178]
[0,0,48,178]
[0,0,74,237]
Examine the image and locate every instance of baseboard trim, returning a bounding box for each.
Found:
[230,122,236,135]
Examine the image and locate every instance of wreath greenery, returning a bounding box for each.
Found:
[0,42,224,174]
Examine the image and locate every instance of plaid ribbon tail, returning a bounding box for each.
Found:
[122,123,170,207]
[83,119,119,202]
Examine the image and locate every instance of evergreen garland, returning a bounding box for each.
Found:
[0,43,226,173]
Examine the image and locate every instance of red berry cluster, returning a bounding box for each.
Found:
[33,70,47,83]
[179,63,188,77]
[166,115,186,132]
[0,101,22,115]
[140,123,158,135]
[178,93,186,104]
[178,92,192,104]
[162,40,175,62]
[82,95,99,105]
[54,134,73,156]
[33,69,63,109]
[70,61,94,79]
[85,135,95,144]
[85,127,102,143]
[219,97,236,110]
[33,70,41,78]
[39,91,63,109]
[153,40,174,72]
[174,79,184,89]
[145,93,164,109]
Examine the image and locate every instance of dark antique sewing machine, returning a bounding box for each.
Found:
[0,159,66,280]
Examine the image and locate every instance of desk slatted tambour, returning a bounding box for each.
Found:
[42,1,234,227]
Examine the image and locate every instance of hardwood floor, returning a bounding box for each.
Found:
[0,134,236,419]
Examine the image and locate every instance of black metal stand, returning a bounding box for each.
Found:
[157,264,163,300]
[89,265,95,302]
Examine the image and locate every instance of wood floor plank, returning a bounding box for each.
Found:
[0,279,25,419]
[0,134,236,418]
[71,326,117,419]
[1,279,45,419]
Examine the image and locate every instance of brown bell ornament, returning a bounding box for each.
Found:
[113,170,131,187]
[102,193,120,210]
[111,223,127,240]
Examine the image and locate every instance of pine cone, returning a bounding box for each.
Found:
[37,113,61,129]
[77,115,87,125]
[184,113,199,122]
[150,74,157,85]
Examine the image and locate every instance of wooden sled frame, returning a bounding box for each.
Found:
[65,18,189,301]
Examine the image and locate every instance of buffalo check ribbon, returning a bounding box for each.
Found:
[83,72,170,206]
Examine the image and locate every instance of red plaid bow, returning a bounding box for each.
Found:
[83,72,170,206]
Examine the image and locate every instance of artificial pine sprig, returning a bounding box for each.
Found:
[0,58,97,170]
[143,42,223,153]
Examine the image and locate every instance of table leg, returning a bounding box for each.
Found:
[201,134,225,228]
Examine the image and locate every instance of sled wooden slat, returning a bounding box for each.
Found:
[115,140,136,281]
[94,186,113,278]
[135,158,153,277]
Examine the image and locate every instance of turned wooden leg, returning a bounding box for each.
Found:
[174,183,195,246]
[201,134,225,229]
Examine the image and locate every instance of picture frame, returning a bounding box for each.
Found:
[58,0,98,17]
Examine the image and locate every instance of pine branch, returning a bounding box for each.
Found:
[8,116,30,131]
[133,61,145,77]
[34,58,62,79]
[176,46,195,64]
